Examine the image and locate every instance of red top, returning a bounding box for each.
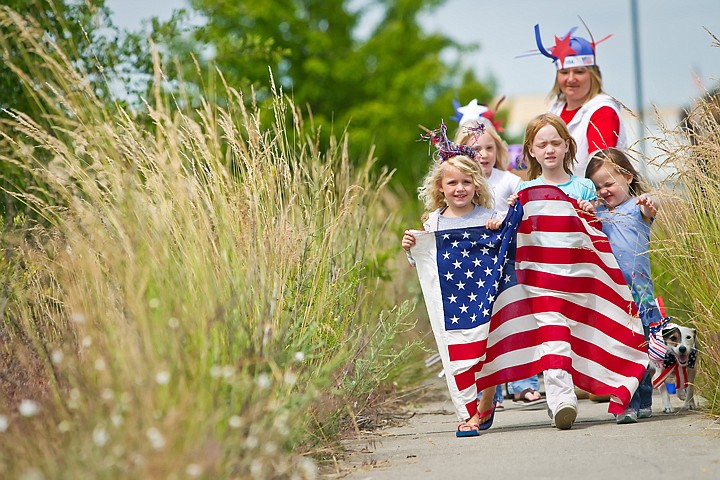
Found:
[560,105,620,154]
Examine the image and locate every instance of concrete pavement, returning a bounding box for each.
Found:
[331,377,720,480]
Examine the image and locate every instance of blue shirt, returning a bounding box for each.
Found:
[596,197,662,326]
[518,175,597,201]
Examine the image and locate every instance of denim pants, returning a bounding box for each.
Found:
[508,375,539,396]
[628,324,653,411]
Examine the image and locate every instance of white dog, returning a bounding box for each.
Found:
[648,321,698,413]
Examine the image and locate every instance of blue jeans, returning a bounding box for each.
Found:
[629,324,653,411]
[509,375,539,396]
[478,384,504,404]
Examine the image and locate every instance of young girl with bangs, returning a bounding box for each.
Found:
[507,113,597,430]
[402,152,502,437]
[586,147,661,424]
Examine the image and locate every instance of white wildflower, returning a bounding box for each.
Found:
[146,427,165,449]
[245,435,258,449]
[19,469,45,480]
[186,464,204,477]
[111,413,123,427]
[155,371,170,385]
[256,373,271,389]
[0,414,8,432]
[93,426,108,446]
[148,298,160,309]
[19,400,40,417]
[168,317,180,329]
[209,365,221,378]
[58,420,70,433]
[81,336,92,348]
[221,365,235,379]
[70,312,86,324]
[51,349,64,364]
[228,415,243,428]
[284,371,297,385]
[293,351,305,362]
[94,358,106,371]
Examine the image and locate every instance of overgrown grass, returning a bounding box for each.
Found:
[0,8,419,479]
[650,82,720,415]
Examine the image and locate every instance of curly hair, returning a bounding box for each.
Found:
[522,113,577,180]
[586,147,648,196]
[454,121,511,171]
[418,155,492,215]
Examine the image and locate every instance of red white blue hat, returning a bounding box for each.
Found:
[533,23,611,70]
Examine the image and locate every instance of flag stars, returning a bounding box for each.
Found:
[462,231,470,239]
[483,308,490,317]
[481,233,489,240]
[451,240,459,248]
[470,313,477,322]
[472,258,482,267]
[448,294,457,303]
[461,249,470,258]
[456,281,466,290]
[442,252,450,260]
[504,274,511,283]
[468,292,477,302]
[444,272,454,281]
[453,260,462,269]
[450,315,459,324]
[442,234,450,240]
[484,266,493,276]
[459,304,469,313]
[464,269,474,279]
[481,247,489,255]
[476,279,485,288]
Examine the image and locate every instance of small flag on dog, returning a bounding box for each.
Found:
[411,185,648,419]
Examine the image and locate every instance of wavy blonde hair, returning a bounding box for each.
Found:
[454,121,510,171]
[418,155,492,214]
[522,113,577,180]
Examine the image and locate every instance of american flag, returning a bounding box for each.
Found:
[411,185,648,419]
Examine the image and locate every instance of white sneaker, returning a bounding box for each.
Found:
[638,408,652,419]
[616,410,638,424]
[553,403,577,430]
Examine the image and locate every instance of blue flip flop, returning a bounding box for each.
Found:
[456,423,480,437]
[478,405,496,431]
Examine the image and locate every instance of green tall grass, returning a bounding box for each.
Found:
[0,8,417,478]
[651,87,720,415]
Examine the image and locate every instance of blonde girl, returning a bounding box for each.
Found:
[402,153,501,437]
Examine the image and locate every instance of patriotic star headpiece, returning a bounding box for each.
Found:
[451,97,506,132]
[528,21,612,70]
[420,120,482,162]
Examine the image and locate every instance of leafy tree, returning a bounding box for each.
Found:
[0,0,126,217]
[136,0,497,190]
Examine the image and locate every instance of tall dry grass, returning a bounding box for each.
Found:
[651,79,720,414]
[0,7,417,478]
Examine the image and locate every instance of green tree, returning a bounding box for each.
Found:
[0,0,126,217]
[136,0,496,190]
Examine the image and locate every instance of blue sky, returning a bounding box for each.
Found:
[107,0,720,112]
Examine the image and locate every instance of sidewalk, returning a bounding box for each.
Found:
[331,377,720,480]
